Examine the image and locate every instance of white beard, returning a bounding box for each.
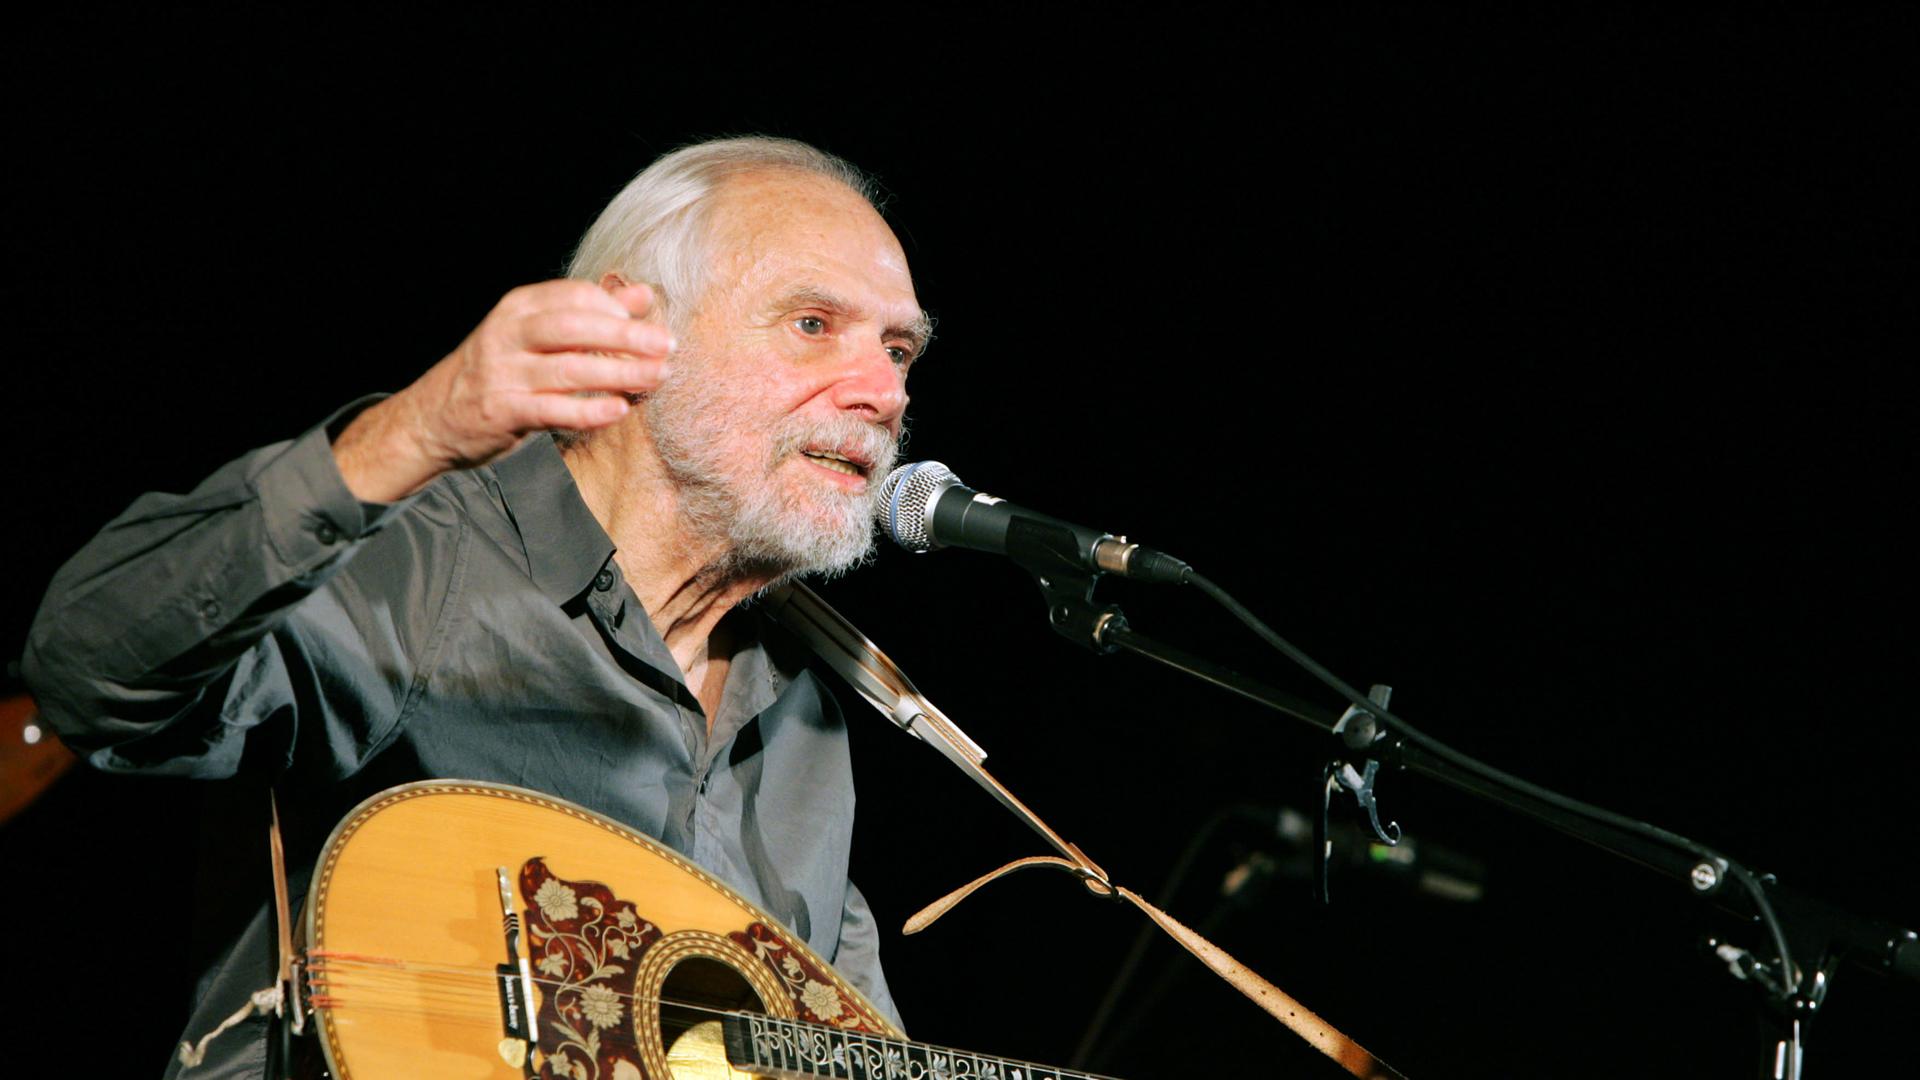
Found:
[645,353,898,583]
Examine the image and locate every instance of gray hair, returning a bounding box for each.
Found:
[565,135,880,334]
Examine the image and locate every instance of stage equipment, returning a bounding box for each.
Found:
[880,460,1192,584]
[880,459,1920,1080]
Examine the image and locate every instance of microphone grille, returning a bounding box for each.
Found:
[879,461,958,553]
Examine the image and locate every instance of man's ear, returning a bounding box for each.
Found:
[599,271,632,293]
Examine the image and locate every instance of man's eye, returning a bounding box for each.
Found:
[886,346,911,366]
[795,316,827,335]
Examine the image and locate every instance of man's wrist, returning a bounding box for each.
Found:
[331,393,442,503]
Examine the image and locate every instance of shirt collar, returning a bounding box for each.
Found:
[487,436,810,734]
[490,436,616,605]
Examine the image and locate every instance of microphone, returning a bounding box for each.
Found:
[878,461,1191,583]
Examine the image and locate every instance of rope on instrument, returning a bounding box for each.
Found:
[176,985,282,1068]
[905,855,1410,1080]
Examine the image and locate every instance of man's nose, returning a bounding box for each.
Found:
[830,341,910,431]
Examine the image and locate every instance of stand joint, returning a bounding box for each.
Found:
[1033,569,1124,653]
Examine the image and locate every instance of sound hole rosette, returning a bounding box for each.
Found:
[632,930,792,1079]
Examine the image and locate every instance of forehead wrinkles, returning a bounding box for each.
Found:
[696,220,839,323]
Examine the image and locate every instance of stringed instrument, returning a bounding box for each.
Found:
[299,780,1122,1079]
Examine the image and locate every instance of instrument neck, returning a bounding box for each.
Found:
[721,1011,1117,1080]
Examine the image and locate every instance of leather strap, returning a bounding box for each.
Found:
[906,856,1408,1080]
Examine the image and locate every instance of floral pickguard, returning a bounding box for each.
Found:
[730,922,888,1034]
[519,858,662,1080]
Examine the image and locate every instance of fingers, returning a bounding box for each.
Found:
[608,281,655,317]
[530,352,670,395]
[503,279,659,322]
[499,279,630,315]
[391,280,674,482]
[519,392,633,432]
[519,309,674,358]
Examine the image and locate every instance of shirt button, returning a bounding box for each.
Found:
[199,598,221,620]
[698,777,710,795]
[594,568,615,592]
[315,521,339,545]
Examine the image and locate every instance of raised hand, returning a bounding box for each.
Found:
[333,280,672,502]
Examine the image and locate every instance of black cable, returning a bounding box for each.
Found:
[1180,568,1802,999]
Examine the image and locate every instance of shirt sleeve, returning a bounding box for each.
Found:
[833,879,905,1034]
[21,399,427,778]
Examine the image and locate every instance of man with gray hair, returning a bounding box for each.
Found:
[25,136,930,1076]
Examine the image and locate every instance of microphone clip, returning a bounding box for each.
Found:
[1317,683,1403,904]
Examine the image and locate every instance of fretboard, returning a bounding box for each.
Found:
[721,1011,1122,1080]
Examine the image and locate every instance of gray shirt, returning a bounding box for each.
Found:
[23,404,898,1077]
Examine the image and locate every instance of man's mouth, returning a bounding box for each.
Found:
[800,449,869,478]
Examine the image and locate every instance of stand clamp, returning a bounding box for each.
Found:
[1035,568,1124,653]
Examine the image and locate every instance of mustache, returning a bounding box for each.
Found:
[771,415,901,481]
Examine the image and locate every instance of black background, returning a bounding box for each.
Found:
[6,9,1917,1077]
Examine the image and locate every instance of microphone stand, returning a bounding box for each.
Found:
[1012,542,1918,1080]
